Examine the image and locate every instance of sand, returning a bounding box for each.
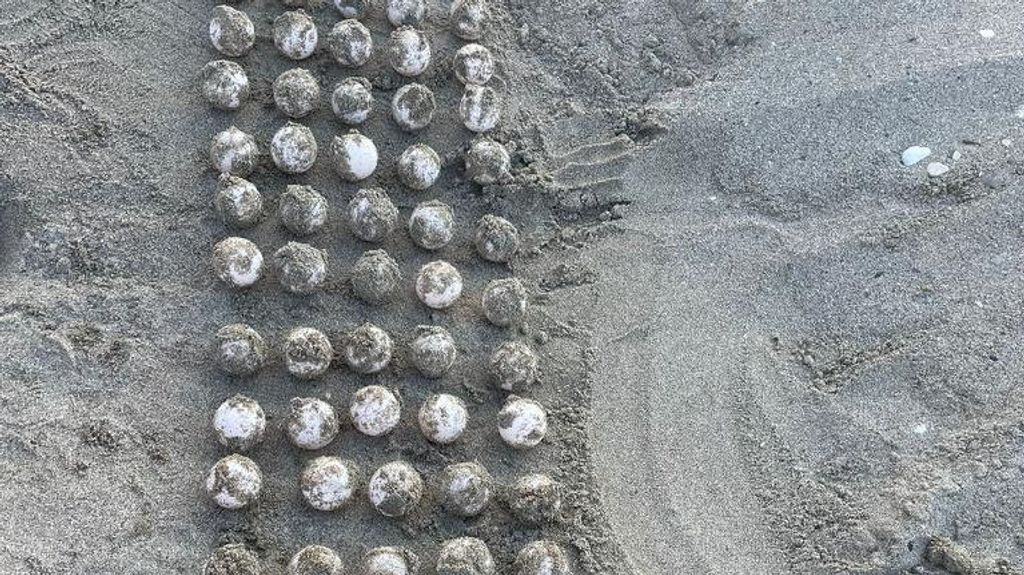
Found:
[1,0,1023,574]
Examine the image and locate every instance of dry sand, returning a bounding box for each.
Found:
[2,0,1024,574]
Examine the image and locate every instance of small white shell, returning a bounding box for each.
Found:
[418,394,468,444]
[396,144,441,190]
[271,123,318,174]
[415,260,463,309]
[497,396,547,449]
[212,394,266,452]
[459,85,501,132]
[453,44,495,85]
[206,454,262,509]
[331,131,378,181]
[300,456,359,511]
[274,10,319,60]
[389,27,431,77]
[350,385,401,436]
[287,397,340,450]
[212,237,263,288]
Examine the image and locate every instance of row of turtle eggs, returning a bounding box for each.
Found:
[214,390,547,451]
[206,538,569,575]
[217,323,540,392]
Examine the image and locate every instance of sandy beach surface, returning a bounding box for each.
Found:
[1,0,1023,574]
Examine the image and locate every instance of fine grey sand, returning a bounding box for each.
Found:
[2,1,1024,574]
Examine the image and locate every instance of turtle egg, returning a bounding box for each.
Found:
[481,278,528,326]
[328,19,373,67]
[344,323,393,374]
[389,27,431,77]
[212,237,263,289]
[436,538,495,575]
[300,456,360,511]
[490,341,538,392]
[209,5,255,57]
[271,122,318,174]
[210,126,259,176]
[409,325,457,378]
[397,143,441,190]
[391,83,435,131]
[453,44,494,85]
[450,0,489,40]
[215,174,263,229]
[289,545,344,575]
[273,242,328,294]
[459,85,500,132]
[350,249,402,304]
[273,68,320,119]
[348,188,398,242]
[213,394,266,451]
[368,461,423,517]
[386,0,426,27]
[215,323,268,376]
[363,547,419,575]
[408,200,454,250]
[205,544,260,575]
[474,215,520,262]
[334,0,369,19]
[514,541,570,575]
[418,394,468,444]
[350,385,401,436]
[438,462,492,517]
[287,397,340,450]
[201,60,250,110]
[331,130,378,181]
[498,396,547,449]
[331,77,374,124]
[279,185,328,236]
[415,260,463,309]
[283,326,334,379]
[508,474,563,524]
[465,138,511,185]
[274,10,318,60]
[206,454,262,509]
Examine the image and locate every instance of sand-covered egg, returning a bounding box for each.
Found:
[363,547,419,575]
[438,462,492,517]
[409,325,457,378]
[459,85,500,132]
[271,122,318,174]
[408,200,454,250]
[206,453,262,509]
[205,544,260,575]
[482,278,528,326]
[418,393,468,444]
[498,396,547,449]
[215,323,268,376]
[287,397,340,450]
[213,394,266,451]
[474,214,519,262]
[201,60,250,110]
[273,68,320,119]
[391,83,435,131]
[350,385,401,436]
[300,456,360,511]
[415,260,463,309]
[490,341,538,392]
[283,326,334,379]
[465,138,510,185]
[273,242,328,294]
[508,474,562,524]
[212,236,263,289]
[450,0,489,40]
[215,174,263,228]
[348,188,398,242]
[386,0,426,27]
[274,10,318,60]
[331,130,378,181]
[328,19,373,67]
[513,541,570,575]
[209,5,255,57]
[389,27,431,77]
[453,44,494,85]
[289,545,344,575]
[331,77,374,125]
[437,538,495,575]
[368,461,423,517]
[350,249,402,304]
[334,0,369,19]
[397,143,441,190]
[210,126,259,176]
[279,185,328,236]
[344,323,392,373]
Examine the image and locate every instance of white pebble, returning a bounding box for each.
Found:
[498,396,547,449]
[287,397,340,450]
[418,393,468,444]
[926,162,950,178]
[350,385,401,436]
[415,260,463,309]
[331,130,378,181]
[300,456,359,511]
[206,454,262,509]
[212,394,266,452]
[979,29,996,39]
[901,145,931,166]
[389,27,431,77]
